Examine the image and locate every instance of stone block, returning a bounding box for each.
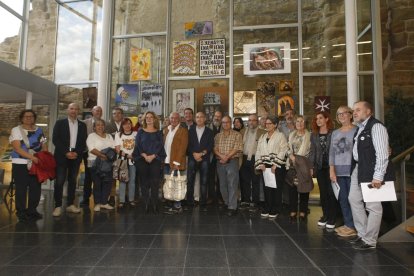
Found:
[391,32,408,49]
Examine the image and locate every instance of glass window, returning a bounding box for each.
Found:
[55,1,102,82]
[234,0,298,26]
[357,0,373,72]
[302,0,346,72]
[358,75,374,105]
[303,76,347,121]
[114,0,167,35]
[0,0,24,16]
[0,7,22,66]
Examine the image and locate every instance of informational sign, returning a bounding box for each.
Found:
[199,39,226,77]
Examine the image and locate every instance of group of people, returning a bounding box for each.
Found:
[10,100,393,250]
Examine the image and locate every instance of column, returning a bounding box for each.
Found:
[345,0,359,106]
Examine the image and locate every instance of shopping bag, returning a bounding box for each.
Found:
[163,170,187,201]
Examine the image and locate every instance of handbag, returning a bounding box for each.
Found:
[163,170,187,201]
[285,168,299,187]
[113,152,129,182]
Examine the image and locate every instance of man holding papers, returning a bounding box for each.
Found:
[349,101,395,250]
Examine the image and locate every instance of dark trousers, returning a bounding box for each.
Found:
[12,164,41,216]
[262,168,284,214]
[136,158,161,206]
[54,159,81,208]
[317,167,337,221]
[187,158,209,206]
[208,156,222,201]
[289,185,309,213]
[82,152,92,200]
[90,168,112,205]
[240,155,260,204]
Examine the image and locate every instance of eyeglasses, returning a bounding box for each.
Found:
[337,112,351,116]
[23,115,34,118]
[265,122,273,125]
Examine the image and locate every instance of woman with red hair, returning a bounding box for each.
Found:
[310,111,336,229]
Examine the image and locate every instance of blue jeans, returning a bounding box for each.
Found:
[90,167,113,205]
[119,164,136,203]
[217,159,239,210]
[164,164,184,208]
[337,176,355,228]
[186,157,209,206]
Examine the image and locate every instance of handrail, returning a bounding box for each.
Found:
[391,144,414,222]
[392,145,414,164]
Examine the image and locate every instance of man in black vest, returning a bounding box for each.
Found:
[349,101,394,250]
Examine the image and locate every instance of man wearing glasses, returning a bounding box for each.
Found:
[214,116,243,216]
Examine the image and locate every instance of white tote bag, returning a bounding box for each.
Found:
[163,170,187,201]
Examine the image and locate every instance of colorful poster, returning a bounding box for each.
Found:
[244,43,291,75]
[233,91,257,115]
[185,21,213,38]
[314,96,331,113]
[116,84,139,114]
[140,84,163,115]
[256,82,277,117]
[172,41,197,75]
[172,88,194,116]
[130,48,151,81]
[196,86,228,125]
[199,39,226,77]
[277,95,295,116]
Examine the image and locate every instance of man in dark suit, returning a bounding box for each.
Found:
[207,110,223,205]
[186,112,214,211]
[80,105,102,207]
[52,103,87,217]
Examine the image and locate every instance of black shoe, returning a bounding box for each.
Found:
[27,211,43,220]
[349,236,362,244]
[289,214,297,223]
[352,241,376,250]
[108,196,115,207]
[17,213,29,223]
[299,215,307,222]
[226,209,237,217]
[317,216,328,227]
[80,199,89,207]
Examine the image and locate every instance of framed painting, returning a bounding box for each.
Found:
[243,43,291,75]
[196,86,228,125]
[172,88,195,116]
[130,48,151,81]
[256,81,277,117]
[233,91,256,115]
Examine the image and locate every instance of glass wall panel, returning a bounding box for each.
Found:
[0,0,24,16]
[358,32,373,72]
[55,1,102,82]
[303,76,347,122]
[0,7,22,66]
[114,0,167,35]
[302,0,346,72]
[234,0,298,26]
[359,75,374,106]
[111,36,166,115]
[357,0,371,35]
[233,28,299,117]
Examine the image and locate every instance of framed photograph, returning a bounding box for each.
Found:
[116,84,139,114]
[130,48,151,81]
[140,84,163,115]
[172,88,195,116]
[277,95,295,116]
[82,87,97,109]
[279,80,293,92]
[185,21,213,38]
[196,86,228,125]
[243,43,291,75]
[257,81,277,117]
[199,38,226,77]
[233,91,256,115]
[172,41,197,75]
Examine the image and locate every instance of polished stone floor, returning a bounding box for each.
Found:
[0,191,413,276]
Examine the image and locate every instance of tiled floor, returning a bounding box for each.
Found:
[0,191,413,276]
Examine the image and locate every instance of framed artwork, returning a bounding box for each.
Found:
[82,111,92,120]
[233,91,256,115]
[185,21,213,38]
[279,80,293,92]
[243,43,291,75]
[199,38,226,77]
[277,95,295,116]
[116,84,139,114]
[172,41,197,75]
[140,84,163,115]
[82,87,97,109]
[196,86,229,125]
[172,88,195,116]
[314,96,331,113]
[130,48,151,81]
[257,81,277,117]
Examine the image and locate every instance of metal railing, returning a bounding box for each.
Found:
[392,145,414,222]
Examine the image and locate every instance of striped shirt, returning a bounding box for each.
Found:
[353,117,389,181]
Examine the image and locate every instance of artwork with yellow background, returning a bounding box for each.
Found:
[130,48,152,81]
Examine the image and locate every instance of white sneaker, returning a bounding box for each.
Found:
[66,205,81,214]
[52,207,62,217]
[100,204,115,210]
[94,204,101,212]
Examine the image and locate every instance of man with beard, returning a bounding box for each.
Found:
[207,110,223,205]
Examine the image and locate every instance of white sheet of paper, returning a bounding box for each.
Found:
[263,168,276,188]
[331,181,340,200]
[360,181,397,202]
